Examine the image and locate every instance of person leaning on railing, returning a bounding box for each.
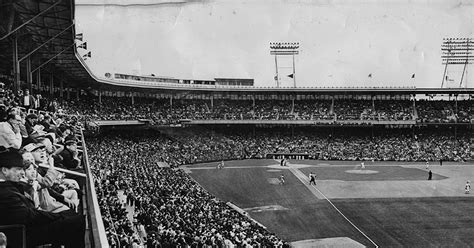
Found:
[0,150,85,247]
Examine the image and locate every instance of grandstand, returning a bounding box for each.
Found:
[0,1,473,247]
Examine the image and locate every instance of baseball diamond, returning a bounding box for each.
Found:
[186,159,474,247]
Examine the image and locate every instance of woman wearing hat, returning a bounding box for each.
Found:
[20,155,70,213]
[22,145,79,211]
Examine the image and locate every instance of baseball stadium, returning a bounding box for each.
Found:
[0,1,473,248]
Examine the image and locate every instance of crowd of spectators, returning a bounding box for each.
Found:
[0,83,471,247]
[88,133,287,247]
[416,100,473,123]
[55,94,471,124]
[86,126,471,246]
[0,86,86,247]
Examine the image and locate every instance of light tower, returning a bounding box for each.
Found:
[270,42,299,87]
[441,38,473,88]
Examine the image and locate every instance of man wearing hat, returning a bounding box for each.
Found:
[25,113,38,135]
[57,135,81,170]
[0,150,85,247]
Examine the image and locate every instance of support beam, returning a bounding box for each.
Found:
[5,2,16,34]
[36,68,41,92]
[12,36,20,93]
[26,56,32,93]
[59,80,63,98]
[0,0,62,41]
[49,74,53,96]
[31,42,75,73]
[19,23,74,63]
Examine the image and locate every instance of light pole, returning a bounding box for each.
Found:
[441,38,473,88]
[270,42,299,87]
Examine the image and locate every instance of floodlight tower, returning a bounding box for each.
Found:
[441,38,473,88]
[270,42,299,87]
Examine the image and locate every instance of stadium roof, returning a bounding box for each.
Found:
[0,0,95,89]
[94,77,474,95]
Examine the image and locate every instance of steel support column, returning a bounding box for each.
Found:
[36,69,41,92]
[12,36,20,93]
[26,56,32,93]
[49,74,53,96]
[59,80,63,98]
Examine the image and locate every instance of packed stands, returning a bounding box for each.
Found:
[53,94,471,124]
[0,89,90,247]
[417,100,473,123]
[88,134,286,247]
[84,125,471,246]
[0,80,472,247]
[3,1,472,247]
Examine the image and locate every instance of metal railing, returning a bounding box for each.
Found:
[80,129,110,248]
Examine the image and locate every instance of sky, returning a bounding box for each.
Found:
[75,0,474,88]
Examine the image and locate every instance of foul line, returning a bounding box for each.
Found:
[289,168,379,248]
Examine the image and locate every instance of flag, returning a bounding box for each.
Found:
[411,74,415,78]
[77,42,87,50]
[287,73,294,78]
[274,75,278,80]
[75,33,83,41]
[83,51,91,60]
[368,73,372,78]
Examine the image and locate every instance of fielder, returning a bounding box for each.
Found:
[465,181,471,194]
[217,160,224,170]
[309,172,316,185]
[279,174,285,185]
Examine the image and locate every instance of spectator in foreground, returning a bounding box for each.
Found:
[0,150,85,247]
[57,136,81,170]
[0,232,6,248]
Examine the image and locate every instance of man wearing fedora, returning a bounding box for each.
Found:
[0,150,85,247]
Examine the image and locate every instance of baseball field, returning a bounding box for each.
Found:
[184,159,474,247]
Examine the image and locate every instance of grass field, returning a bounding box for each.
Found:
[185,159,474,247]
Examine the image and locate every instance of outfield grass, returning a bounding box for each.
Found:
[187,160,474,247]
[190,167,372,245]
[331,197,474,247]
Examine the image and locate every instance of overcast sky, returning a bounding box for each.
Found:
[75,0,474,88]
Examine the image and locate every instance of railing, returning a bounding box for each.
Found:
[80,129,109,248]
[180,119,418,125]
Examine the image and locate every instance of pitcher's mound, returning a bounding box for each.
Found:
[346,169,379,174]
[291,237,365,248]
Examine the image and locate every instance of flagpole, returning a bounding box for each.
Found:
[275,53,279,87]
[292,52,296,88]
